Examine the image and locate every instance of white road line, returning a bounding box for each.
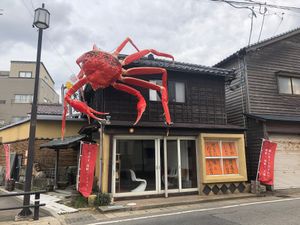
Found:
[88,197,300,225]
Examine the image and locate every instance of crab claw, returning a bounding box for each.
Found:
[68,99,109,119]
[62,98,109,140]
[133,97,146,125]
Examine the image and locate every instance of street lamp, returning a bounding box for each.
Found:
[19,3,50,218]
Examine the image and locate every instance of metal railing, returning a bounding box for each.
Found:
[0,190,46,220]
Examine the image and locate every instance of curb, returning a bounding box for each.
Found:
[98,193,257,213]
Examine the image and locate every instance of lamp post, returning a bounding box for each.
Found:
[19,3,50,217]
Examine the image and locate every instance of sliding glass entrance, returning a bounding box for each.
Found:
[112,137,198,197]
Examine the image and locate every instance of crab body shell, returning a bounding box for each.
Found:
[80,51,122,90]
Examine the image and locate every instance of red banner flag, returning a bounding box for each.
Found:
[258,139,277,185]
[78,142,98,197]
[3,144,10,180]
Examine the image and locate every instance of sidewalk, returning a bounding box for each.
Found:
[0,189,51,224]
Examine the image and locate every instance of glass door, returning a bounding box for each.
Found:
[113,139,157,196]
[113,137,198,197]
[160,139,198,193]
[161,140,180,191]
[180,140,198,190]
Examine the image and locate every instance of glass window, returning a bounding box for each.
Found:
[14,95,33,103]
[175,82,185,103]
[278,76,300,95]
[0,100,5,104]
[204,140,239,175]
[292,78,300,95]
[149,80,185,103]
[19,71,32,78]
[278,76,292,94]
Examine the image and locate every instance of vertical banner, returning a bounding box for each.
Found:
[78,142,98,197]
[258,139,277,185]
[3,144,10,180]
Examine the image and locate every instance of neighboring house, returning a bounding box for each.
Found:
[83,55,248,198]
[0,61,59,126]
[0,104,87,187]
[216,28,300,189]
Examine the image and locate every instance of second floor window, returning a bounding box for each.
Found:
[14,94,33,103]
[149,80,185,103]
[278,76,300,95]
[19,71,32,78]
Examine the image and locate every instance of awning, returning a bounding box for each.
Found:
[245,114,300,122]
[40,135,86,149]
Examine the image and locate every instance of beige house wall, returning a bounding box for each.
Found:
[0,61,59,126]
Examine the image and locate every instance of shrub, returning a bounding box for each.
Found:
[94,193,111,206]
[73,195,88,208]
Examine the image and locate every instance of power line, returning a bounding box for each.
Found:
[257,6,267,42]
[20,1,76,76]
[248,10,255,45]
[211,0,300,13]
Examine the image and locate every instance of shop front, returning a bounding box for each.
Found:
[111,136,198,197]
[107,133,247,198]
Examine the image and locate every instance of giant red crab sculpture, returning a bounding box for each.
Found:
[62,37,174,139]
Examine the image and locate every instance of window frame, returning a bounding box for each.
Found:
[277,75,300,95]
[200,133,247,184]
[204,140,239,176]
[149,80,186,103]
[19,71,32,78]
[14,94,33,103]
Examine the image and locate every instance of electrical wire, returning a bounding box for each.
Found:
[257,6,267,42]
[20,1,76,76]
[211,0,300,13]
[273,12,284,36]
[21,0,34,17]
[248,10,255,46]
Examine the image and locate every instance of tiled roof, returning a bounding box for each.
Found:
[119,54,236,81]
[216,27,300,66]
[37,104,63,115]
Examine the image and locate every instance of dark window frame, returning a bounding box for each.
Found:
[149,80,186,103]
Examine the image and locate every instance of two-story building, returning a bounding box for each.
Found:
[81,55,248,198]
[216,28,300,190]
[0,61,59,126]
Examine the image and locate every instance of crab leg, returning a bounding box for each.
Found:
[112,82,146,125]
[121,76,171,125]
[62,77,108,139]
[113,37,140,57]
[122,49,174,66]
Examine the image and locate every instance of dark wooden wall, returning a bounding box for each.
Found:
[224,59,248,127]
[246,117,264,180]
[87,71,227,125]
[246,34,300,117]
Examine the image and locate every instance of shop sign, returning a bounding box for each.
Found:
[78,142,98,197]
[258,139,277,185]
[3,144,10,180]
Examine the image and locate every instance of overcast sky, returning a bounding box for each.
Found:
[1,0,300,93]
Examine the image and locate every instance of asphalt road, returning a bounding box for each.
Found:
[88,196,300,225]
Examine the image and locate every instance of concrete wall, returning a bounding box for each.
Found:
[0,62,59,125]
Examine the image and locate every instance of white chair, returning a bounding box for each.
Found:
[129,169,147,192]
